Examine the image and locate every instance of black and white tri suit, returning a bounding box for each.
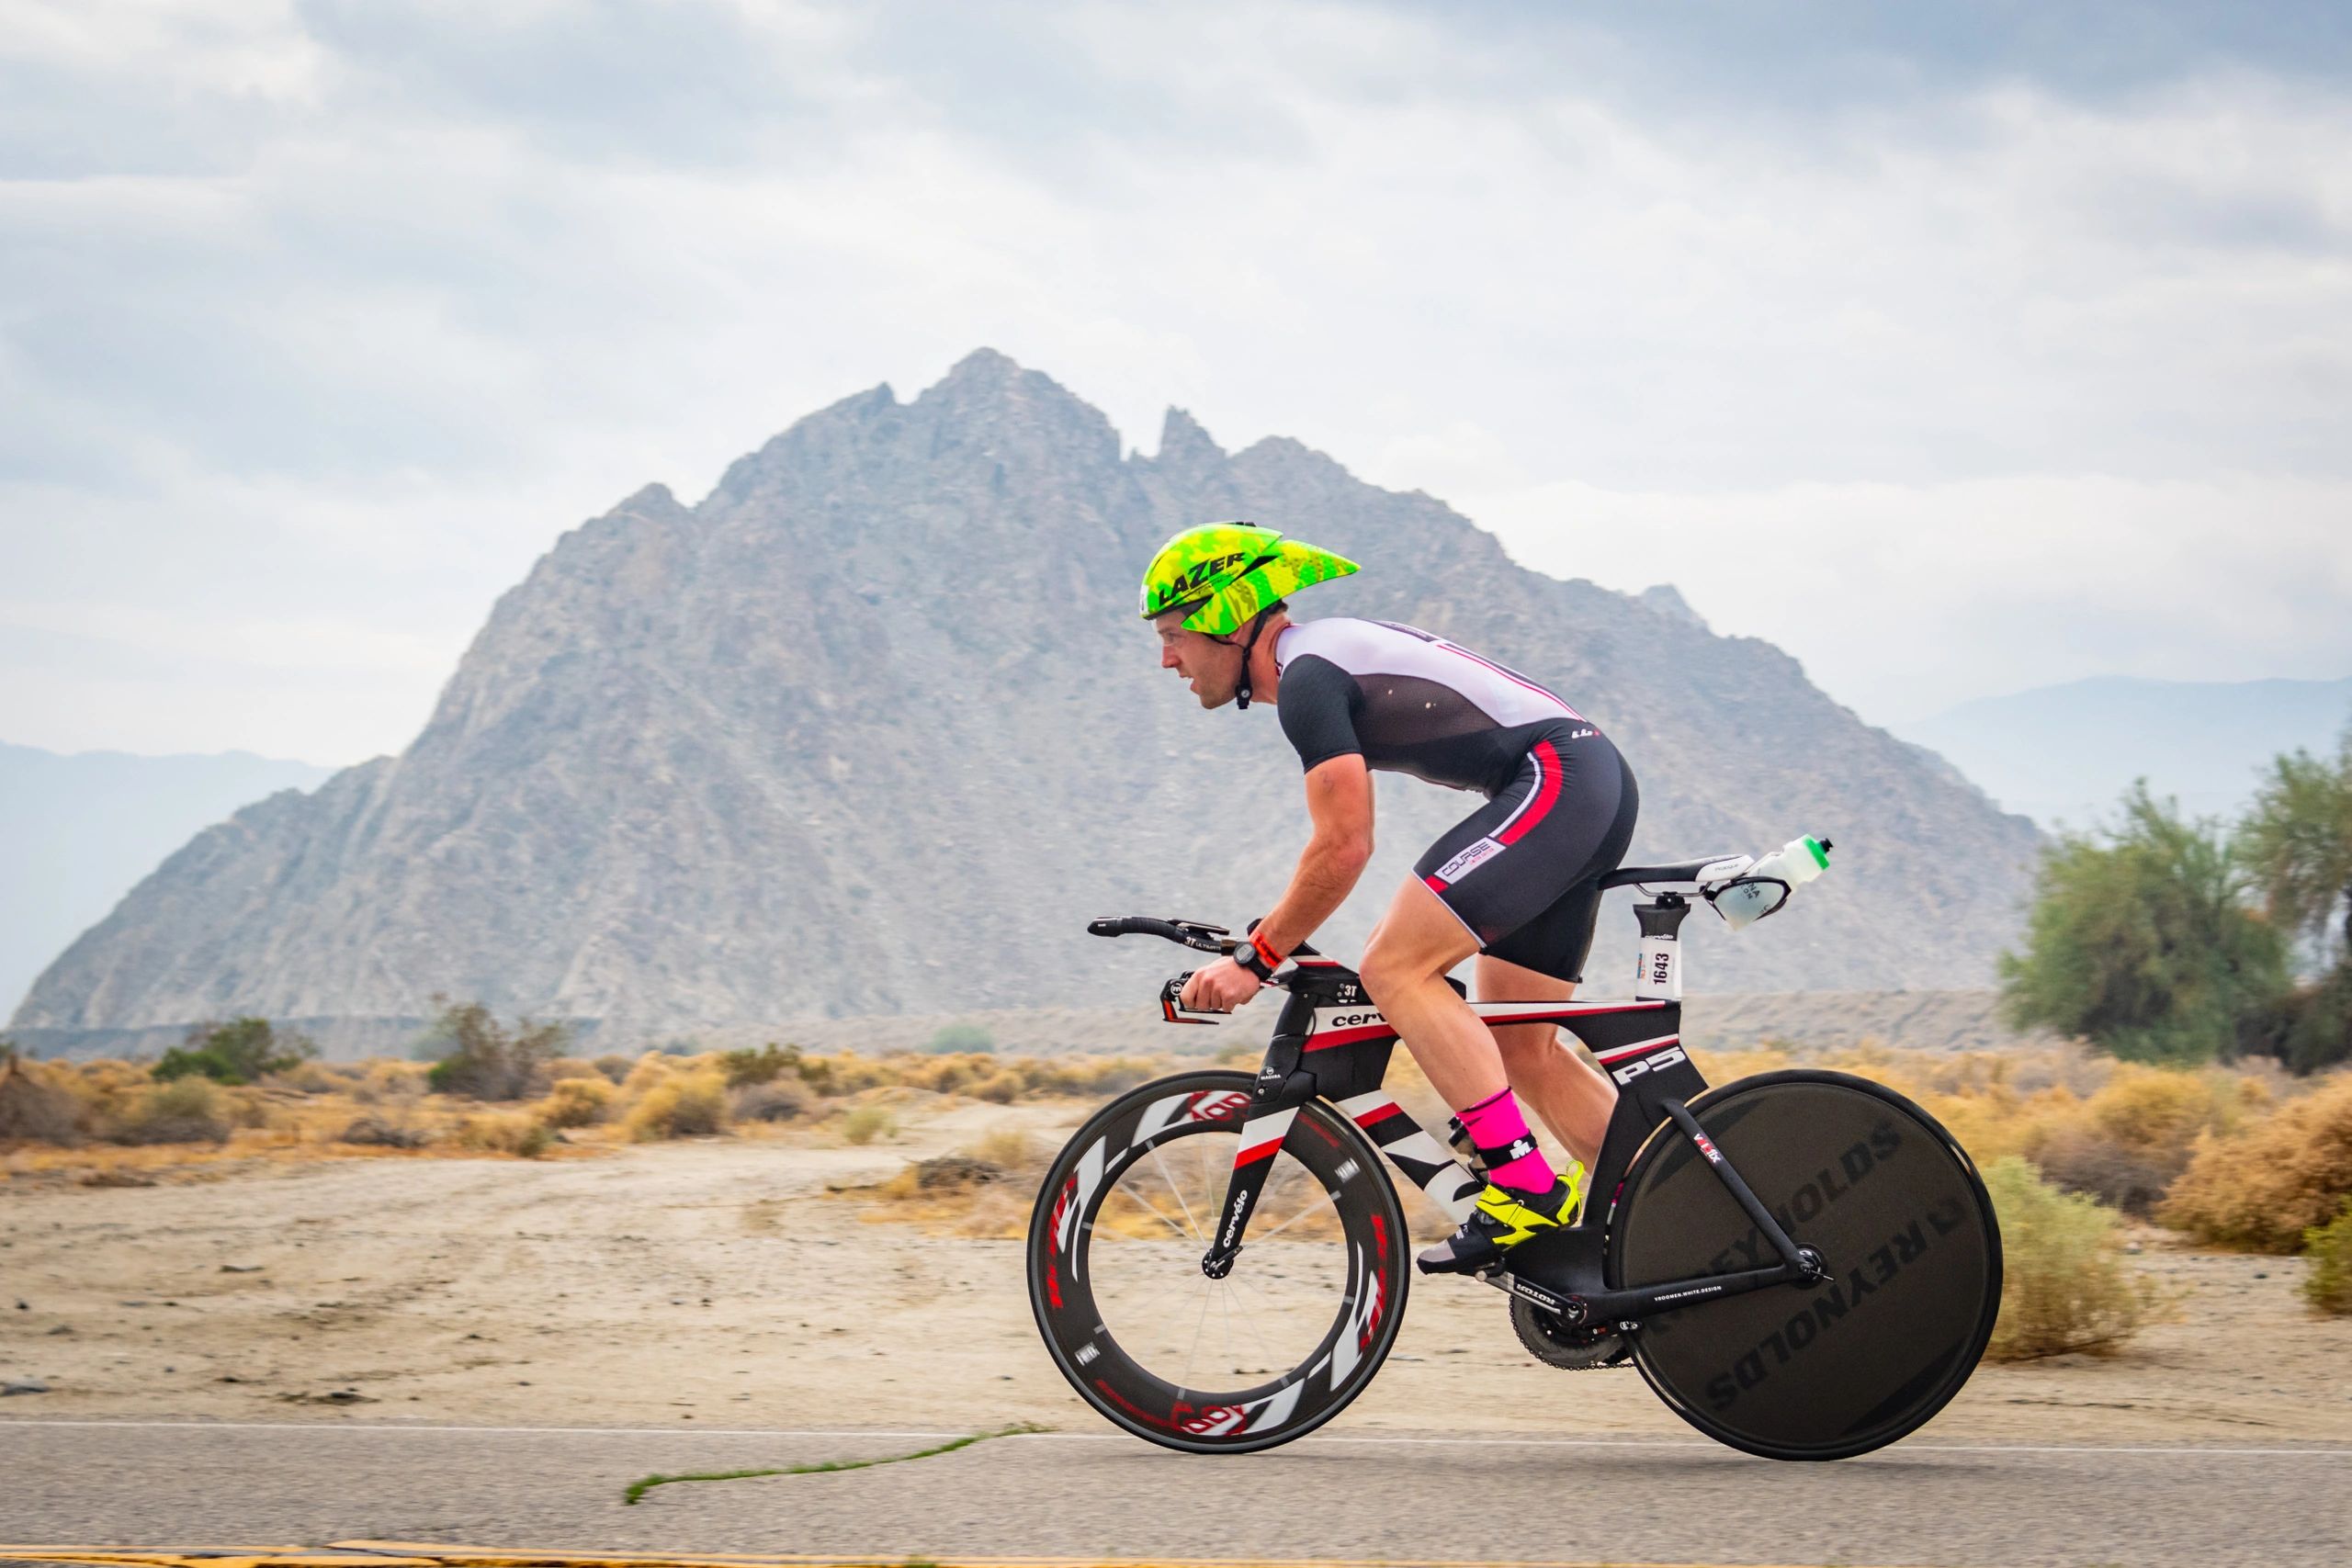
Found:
[1272,617,1638,981]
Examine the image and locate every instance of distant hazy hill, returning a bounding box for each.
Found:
[0,743,334,1019]
[14,351,2039,1049]
[1894,675,2352,830]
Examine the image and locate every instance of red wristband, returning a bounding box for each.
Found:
[1250,931,1285,971]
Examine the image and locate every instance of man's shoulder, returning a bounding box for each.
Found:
[1279,616,1430,667]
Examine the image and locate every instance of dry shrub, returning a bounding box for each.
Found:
[728,1078,812,1123]
[897,1052,995,1096]
[2304,1200,2352,1316]
[619,1053,681,1098]
[623,1069,729,1141]
[969,1069,1026,1104]
[78,1058,151,1094]
[546,1057,605,1082]
[339,1114,431,1149]
[454,1111,553,1158]
[2163,1072,2352,1251]
[110,1077,232,1145]
[720,1043,802,1087]
[271,1059,352,1095]
[967,1126,1045,1171]
[353,1061,428,1105]
[1984,1156,2154,1360]
[1010,1056,1163,1098]
[591,1053,635,1083]
[865,1127,1047,1235]
[841,1103,895,1145]
[2023,1065,2248,1215]
[538,1076,616,1128]
[819,1055,890,1095]
[0,1054,85,1145]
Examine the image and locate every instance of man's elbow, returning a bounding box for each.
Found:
[1319,832,1374,874]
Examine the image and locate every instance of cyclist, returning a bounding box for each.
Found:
[1143,522,1639,1274]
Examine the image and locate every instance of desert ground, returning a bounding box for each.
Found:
[4,1090,2346,1448]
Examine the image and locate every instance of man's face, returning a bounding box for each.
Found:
[1154,608,1241,709]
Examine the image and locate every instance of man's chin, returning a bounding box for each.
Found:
[1197,685,1236,709]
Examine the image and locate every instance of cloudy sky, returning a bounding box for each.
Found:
[5,0,2350,764]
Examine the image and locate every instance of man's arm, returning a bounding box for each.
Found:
[1252,754,1374,958]
[1179,756,1373,1011]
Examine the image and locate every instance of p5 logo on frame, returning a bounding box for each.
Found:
[1610,1045,1688,1086]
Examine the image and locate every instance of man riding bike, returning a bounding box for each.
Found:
[1144,521,1639,1274]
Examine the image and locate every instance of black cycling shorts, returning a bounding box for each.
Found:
[1411,722,1639,982]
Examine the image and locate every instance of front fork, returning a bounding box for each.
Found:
[1198,1090,1302,1278]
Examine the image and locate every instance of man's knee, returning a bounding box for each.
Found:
[1357,938,1424,1006]
[1491,1024,1558,1073]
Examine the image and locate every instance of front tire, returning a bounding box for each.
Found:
[1027,1072,1409,1454]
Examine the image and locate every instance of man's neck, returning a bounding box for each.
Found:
[1250,612,1293,704]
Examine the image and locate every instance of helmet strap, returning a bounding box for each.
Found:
[1228,612,1274,711]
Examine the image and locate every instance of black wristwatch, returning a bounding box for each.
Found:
[1234,942,1278,983]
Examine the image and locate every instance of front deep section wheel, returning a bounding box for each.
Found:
[1610,1069,2003,1461]
[1027,1072,1408,1454]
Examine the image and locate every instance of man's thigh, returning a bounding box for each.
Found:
[1362,874,1482,984]
[1477,953,1574,1056]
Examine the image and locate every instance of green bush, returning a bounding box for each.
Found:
[420,999,566,1100]
[2000,786,2285,1063]
[922,1023,995,1055]
[1984,1156,2154,1360]
[153,1018,315,1086]
[2304,1198,2352,1316]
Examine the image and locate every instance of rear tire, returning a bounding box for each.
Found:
[1027,1072,1408,1454]
[1609,1069,2002,1460]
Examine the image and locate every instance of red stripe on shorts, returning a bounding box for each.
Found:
[1495,739,1562,846]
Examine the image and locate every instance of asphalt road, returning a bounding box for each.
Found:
[4,1419,2349,1566]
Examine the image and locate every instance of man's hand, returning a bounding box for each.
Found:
[1181,955,1263,1013]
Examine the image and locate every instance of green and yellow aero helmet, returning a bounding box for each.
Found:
[1138,522,1360,637]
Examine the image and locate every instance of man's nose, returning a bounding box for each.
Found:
[1160,646,1181,670]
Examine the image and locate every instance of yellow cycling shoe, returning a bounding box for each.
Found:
[1415,1166,1585,1276]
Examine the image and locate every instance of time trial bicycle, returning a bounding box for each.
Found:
[1026,846,2003,1459]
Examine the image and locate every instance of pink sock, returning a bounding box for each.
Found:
[1457,1088,1557,1193]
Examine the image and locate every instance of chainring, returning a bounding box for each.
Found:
[1510,1295,1634,1370]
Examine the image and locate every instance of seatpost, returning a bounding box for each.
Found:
[1632,893,1690,1001]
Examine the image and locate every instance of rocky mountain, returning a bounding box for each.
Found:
[0,742,334,1018]
[12,351,2040,1049]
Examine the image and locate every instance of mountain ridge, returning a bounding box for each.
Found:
[14,350,2040,1043]
[0,742,337,1017]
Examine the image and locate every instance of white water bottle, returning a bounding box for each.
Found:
[1716,835,1831,932]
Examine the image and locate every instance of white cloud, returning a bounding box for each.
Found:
[1,1,2348,760]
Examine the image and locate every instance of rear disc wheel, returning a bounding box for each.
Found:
[1609,1069,2002,1460]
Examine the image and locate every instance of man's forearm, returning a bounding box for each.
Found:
[1252,835,1370,959]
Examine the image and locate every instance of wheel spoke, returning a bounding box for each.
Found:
[1180,1276,1214,1391]
[1149,1144,1206,1241]
[1246,1186,1337,1243]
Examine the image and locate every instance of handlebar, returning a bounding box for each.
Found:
[1086,916,1235,953]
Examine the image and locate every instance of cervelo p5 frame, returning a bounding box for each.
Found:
[1027,845,2003,1459]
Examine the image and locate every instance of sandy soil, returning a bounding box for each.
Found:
[3,1095,2346,1446]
